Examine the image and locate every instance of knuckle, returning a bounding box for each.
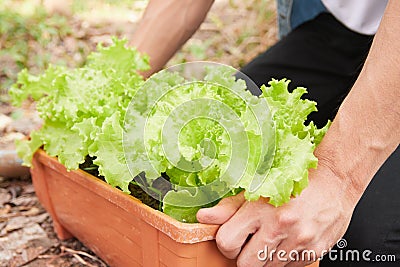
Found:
[216,229,238,252]
[297,232,314,246]
[276,212,298,227]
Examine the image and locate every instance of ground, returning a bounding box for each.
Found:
[0,0,277,266]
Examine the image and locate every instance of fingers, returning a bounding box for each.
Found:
[214,201,264,260]
[236,228,286,267]
[197,191,245,224]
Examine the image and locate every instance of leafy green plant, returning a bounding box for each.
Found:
[10,39,148,172]
[10,39,329,223]
[123,66,329,222]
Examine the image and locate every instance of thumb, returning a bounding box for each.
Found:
[197,192,245,224]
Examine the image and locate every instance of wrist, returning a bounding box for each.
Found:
[313,113,372,206]
[315,151,364,208]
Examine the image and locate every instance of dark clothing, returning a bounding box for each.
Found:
[241,13,373,128]
[241,13,400,266]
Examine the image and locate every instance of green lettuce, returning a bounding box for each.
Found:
[10,38,329,223]
[10,38,149,193]
[243,80,331,205]
[123,67,329,221]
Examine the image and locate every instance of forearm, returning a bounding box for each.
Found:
[316,0,400,203]
[130,0,214,78]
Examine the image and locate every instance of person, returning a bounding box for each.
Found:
[130,0,400,266]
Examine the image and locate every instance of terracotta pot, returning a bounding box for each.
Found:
[31,149,319,267]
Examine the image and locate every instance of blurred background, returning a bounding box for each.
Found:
[0,0,277,266]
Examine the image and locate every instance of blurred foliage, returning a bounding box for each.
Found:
[0,4,71,97]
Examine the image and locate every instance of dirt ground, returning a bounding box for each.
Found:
[0,178,109,267]
[0,1,277,266]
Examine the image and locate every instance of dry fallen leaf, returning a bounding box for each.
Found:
[0,204,12,216]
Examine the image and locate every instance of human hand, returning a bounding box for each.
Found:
[197,163,360,267]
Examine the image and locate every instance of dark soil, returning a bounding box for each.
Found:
[79,155,166,211]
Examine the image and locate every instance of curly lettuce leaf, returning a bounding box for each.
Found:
[242,79,329,205]
[10,38,149,179]
[91,112,132,193]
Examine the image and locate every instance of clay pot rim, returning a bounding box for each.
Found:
[35,149,220,244]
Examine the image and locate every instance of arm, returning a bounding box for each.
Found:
[130,0,214,78]
[197,1,400,266]
[317,0,400,203]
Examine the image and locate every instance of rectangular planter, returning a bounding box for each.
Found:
[31,149,319,267]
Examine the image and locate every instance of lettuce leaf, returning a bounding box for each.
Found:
[10,38,149,194]
[242,80,329,205]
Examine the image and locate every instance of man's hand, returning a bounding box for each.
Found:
[197,162,358,267]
